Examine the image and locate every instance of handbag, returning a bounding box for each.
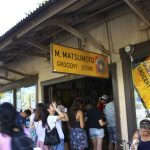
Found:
[44,122,60,146]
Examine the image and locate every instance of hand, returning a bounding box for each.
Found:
[130,139,139,150]
[52,102,57,110]
[130,144,137,150]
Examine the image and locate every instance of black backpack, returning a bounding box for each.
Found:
[11,127,33,150]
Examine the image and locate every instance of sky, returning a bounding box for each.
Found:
[0,0,46,36]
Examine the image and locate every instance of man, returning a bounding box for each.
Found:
[104,95,117,150]
[98,94,108,113]
[16,109,31,127]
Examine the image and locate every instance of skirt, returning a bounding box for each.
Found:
[70,128,88,150]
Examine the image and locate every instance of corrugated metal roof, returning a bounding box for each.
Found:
[0,0,56,41]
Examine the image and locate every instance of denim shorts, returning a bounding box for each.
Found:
[52,139,64,150]
[89,128,104,139]
[107,127,117,143]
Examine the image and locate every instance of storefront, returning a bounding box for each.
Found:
[41,75,112,107]
[1,0,150,146]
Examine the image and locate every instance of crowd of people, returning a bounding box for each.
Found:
[0,95,118,150]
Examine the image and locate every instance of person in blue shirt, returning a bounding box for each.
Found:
[131,119,150,150]
[16,109,31,127]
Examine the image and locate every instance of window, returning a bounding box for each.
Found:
[0,90,13,104]
[16,85,36,111]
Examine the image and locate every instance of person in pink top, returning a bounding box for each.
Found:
[0,102,17,150]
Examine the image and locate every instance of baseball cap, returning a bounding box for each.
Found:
[100,94,109,100]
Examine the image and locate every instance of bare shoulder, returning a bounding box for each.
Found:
[77,110,83,115]
[76,110,83,118]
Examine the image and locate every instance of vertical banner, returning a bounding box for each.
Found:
[132,56,150,108]
[51,43,109,78]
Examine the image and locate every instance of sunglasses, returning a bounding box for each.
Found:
[140,120,150,129]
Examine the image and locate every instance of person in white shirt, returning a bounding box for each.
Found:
[34,103,49,150]
[47,101,68,150]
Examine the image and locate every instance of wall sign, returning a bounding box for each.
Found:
[51,43,108,78]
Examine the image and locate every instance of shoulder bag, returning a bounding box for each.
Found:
[44,122,60,146]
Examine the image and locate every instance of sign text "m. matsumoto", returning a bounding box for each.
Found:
[51,43,108,78]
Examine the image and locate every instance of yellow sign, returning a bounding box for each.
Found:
[51,43,108,78]
[132,56,150,108]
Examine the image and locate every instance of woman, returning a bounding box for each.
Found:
[0,102,16,150]
[34,103,49,150]
[86,100,106,150]
[0,102,33,150]
[68,97,88,150]
[131,119,150,150]
[47,101,68,150]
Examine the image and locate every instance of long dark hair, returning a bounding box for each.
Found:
[46,101,58,116]
[68,97,84,125]
[0,102,17,135]
[34,103,48,127]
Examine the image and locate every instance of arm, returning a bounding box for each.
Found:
[77,110,85,128]
[61,112,69,121]
[99,119,106,126]
[132,130,139,141]
[98,110,106,126]
[130,130,139,150]
[52,102,64,120]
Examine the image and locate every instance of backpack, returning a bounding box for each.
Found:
[11,127,33,150]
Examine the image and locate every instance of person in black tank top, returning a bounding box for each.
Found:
[131,119,150,150]
[86,100,106,150]
[68,97,88,150]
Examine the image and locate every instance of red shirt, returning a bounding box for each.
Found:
[98,101,105,112]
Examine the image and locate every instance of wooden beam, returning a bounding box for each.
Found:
[25,40,49,52]
[0,76,15,82]
[3,55,16,64]
[0,66,29,77]
[1,51,48,58]
[123,0,150,27]
[0,74,38,92]
[58,23,110,55]
[0,0,79,50]
[58,23,86,41]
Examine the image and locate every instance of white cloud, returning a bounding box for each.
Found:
[0,0,45,36]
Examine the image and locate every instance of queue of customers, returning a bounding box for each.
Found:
[0,95,117,150]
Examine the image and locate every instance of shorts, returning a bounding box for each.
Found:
[89,128,104,139]
[107,127,117,143]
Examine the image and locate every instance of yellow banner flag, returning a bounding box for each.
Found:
[132,56,150,108]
